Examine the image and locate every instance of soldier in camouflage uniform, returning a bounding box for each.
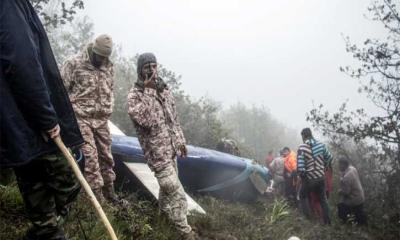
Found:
[127,53,196,240]
[216,138,241,156]
[61,35,119,203]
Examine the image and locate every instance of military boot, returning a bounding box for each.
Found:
[180,230,198,240]
[103,184,128,206]
[22,227,66,240]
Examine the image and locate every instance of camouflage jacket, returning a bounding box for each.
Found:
[127,87,186,171]
[61,44,114,127]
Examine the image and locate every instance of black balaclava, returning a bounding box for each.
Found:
[136,53,167,92]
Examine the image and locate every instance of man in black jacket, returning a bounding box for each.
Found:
[1,0,84,239]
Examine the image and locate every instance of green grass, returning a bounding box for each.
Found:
[0,183,397,240]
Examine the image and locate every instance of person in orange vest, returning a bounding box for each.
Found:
[282,147,297,203]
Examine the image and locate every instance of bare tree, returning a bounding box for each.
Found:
[30,0,84,27]
[308,0,400,171]
[307,1,400,232]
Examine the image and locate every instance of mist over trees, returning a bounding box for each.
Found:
[30,0,84,28]
[1,0,395,239]
[45,14,299,161]
[222,103,300,160]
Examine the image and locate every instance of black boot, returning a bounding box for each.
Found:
[180,230,199,240]
[22,227,66,240]
[103,184,128,206]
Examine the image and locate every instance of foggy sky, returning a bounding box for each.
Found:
[80,0,387,130]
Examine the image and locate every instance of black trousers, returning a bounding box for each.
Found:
[337,203,367,225]
[284,174,297,202]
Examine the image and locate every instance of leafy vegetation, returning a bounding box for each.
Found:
[2,0,399,239]
[307,0,400,236]
[0,184,388,240]
[267,199,290,224]
[46,14,299,160]
[30,0,84,28]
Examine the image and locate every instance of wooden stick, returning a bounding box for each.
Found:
[54,136,118,240]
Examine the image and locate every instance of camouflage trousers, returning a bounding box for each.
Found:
[154,161,192,234]
[14,152,80,239]
[78,120,116,190]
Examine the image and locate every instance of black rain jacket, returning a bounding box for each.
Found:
[0,0,84,167]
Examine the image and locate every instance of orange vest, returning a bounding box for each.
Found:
[284,151,297,173]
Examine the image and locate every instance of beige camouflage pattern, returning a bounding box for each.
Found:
[127,87,186,171]
[61,43,114,128]
[217,138,241,156]
[78,120,115,190]
[14,152,80,239]
[61,45,115,190]
[127,85,191,234]
[155,161,192,234]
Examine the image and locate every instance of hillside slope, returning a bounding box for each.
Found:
[1,183,389,240]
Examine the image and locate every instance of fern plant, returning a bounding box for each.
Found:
[267,199,290,224]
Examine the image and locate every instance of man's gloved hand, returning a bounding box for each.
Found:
[144,71,157,89]
[179,145,188,158]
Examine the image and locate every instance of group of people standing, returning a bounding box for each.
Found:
[266,128,367,226]
[1,1,369,240]
[1,0,195,239]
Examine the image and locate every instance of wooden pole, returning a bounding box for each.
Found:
[54,136,118,240]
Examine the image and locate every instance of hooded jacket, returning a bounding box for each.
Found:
[0,0,83,167]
